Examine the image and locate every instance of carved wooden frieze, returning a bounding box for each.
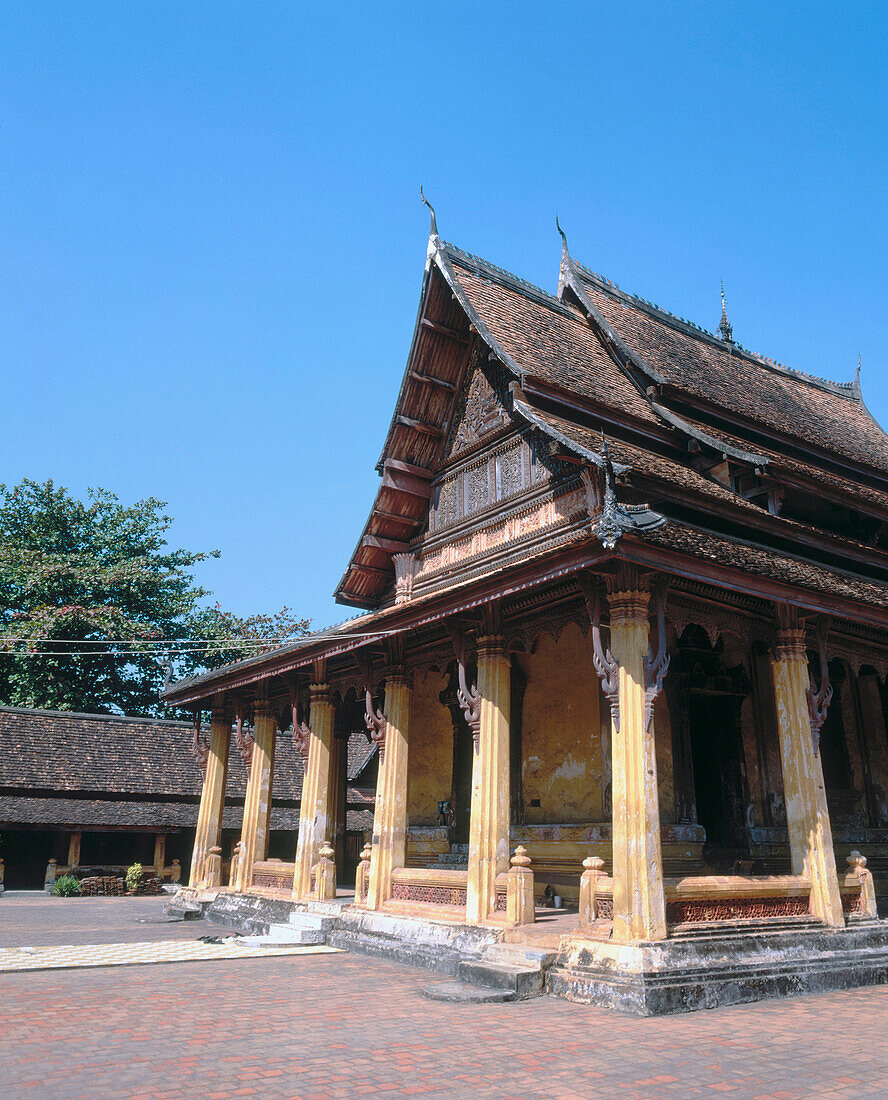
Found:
[445,355,510,459]
[420,487,586,584]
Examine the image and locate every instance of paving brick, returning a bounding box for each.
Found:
[1,897,888,1097]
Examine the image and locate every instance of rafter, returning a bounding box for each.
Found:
[361,535,411,554]
[421,317,471,344]
[395,415,443,437]
[409,369,457,391]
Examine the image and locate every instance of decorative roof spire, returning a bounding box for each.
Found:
[556,214,568,254]
[420,186,437,236]
[856,353,862,388]
[718,281,734,345]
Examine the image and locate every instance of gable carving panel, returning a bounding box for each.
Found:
[445,352,511,460]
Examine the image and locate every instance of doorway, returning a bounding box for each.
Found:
[687,692,749,860]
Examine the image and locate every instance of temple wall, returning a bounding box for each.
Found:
[406,667,452,826]
[520,623,604,823]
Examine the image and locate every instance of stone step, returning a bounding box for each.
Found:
[457,958,544,997]
[163,898,203,920]
[239,922,326,947]
[482,943,557,969]
[669,915,821,940]
[287,911,334,932]
[421,981,518,1004]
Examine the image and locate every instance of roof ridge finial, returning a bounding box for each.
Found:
[556,214,569,254]
[718,280,734,345]
[856,353,862,387]
[420,186,437,237]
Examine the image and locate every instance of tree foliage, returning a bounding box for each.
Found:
[0,480,310,716]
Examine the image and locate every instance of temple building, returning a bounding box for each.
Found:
[165,218,888,1013]
[0,706,374,890]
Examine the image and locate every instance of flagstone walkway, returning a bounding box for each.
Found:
[0,938,339,972]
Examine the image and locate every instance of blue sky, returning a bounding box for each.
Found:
[2,3,886,630]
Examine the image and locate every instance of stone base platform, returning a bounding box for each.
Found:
[174,888,888,1016]
[546,918,888,1015]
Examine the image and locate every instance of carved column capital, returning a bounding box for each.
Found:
[384,666,412,690]
[309,682,333,707]
[476,634,506,661]
[773,627,807,661]
[603,565,656,626]
[252,696,275,719]
[210,703,232,725]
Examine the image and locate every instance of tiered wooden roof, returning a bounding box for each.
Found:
[164,226,888,708]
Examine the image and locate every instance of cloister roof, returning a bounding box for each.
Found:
[0,706,375,830]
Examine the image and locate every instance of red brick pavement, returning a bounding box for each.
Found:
[1,897,888,1098]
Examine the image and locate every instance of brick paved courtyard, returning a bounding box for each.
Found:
[1,896,888,1098]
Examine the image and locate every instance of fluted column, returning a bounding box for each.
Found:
[292,683,335,899]
[366,672,412,910]
[607,577,667,942]
[770,618,844,927]
[466,635,511,924]
[189,703,231,888]
[235,698,276,892]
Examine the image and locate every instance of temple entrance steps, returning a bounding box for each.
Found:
[163,893,206,920]
[460,944,556,996]
[239,911,335,947]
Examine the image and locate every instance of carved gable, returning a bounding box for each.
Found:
[444,350,511,461]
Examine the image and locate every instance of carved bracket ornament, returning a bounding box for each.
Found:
[807,618,833,756]
[191,711,209,776]
[233,699,254,774]
[643,582,671,734]
[356,654,386,758]
[445,622,482,749]
[580,580,620,734]
[289,683,311,765]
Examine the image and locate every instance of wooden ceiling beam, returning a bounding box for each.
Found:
[383,458,433,480]
[409,369,457,392]
[421,317,471,344]
[381,469,433,499]
[350,563,390,579]
[371,507,422,524]
[395,414,443,438]
[362,535,411,554]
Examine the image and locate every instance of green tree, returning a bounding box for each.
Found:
[0,480,310,716]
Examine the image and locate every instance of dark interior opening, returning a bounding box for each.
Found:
[688,692,749,861]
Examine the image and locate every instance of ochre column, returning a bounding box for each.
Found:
[235,697,276,892]
[292,683,335,898]
[189,702,231,888]
[153,834,166,877]
[608,580,667,942]
[366,672,412,910]
[770,619,844,927]
[67,830,81,871]
[466,635,511,924]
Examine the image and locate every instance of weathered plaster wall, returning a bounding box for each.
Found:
[521,624,604,823]
[406,668,452,826]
